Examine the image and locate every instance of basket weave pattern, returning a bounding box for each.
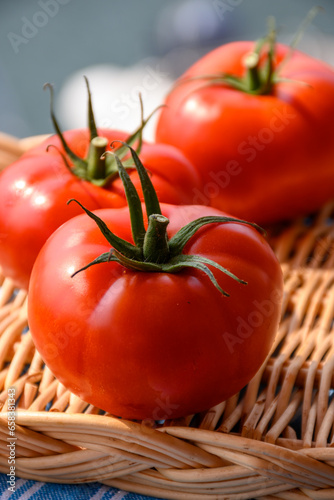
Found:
[0,132,334,499]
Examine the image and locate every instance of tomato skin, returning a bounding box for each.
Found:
[28,203,283,420]
[155,42,334,224]
[0,129,201,290]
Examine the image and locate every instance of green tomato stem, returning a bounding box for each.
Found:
[143,214,170,264]
[86,136,108,180]
[243,52,261,92]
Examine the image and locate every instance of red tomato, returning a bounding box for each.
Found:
[155,41,334,224]
[28,201,283,420]
[0,128,200,290]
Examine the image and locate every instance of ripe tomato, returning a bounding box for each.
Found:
[28,147,283,420]
[0,85,201,290]
[155,40,334,224]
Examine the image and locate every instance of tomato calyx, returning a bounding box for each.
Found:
[44,78,155,187]
[175,7,320,96]
[173,27,277,96]
[69,143,265,296]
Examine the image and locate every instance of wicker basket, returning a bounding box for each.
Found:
[0,131,334,499]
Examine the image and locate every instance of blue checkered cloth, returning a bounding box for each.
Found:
[0,475,162,499]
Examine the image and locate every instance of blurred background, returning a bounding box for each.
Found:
[1,0,334,140]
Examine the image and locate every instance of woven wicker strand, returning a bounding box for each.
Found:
[0,133,334,499]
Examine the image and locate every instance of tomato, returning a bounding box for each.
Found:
[28,146,283,420]
[155,39,334,224]
[0,84,201,290]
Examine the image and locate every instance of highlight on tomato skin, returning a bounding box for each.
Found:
[155,36,334,225]
[27,146,284,421]
[0,80,202,291]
